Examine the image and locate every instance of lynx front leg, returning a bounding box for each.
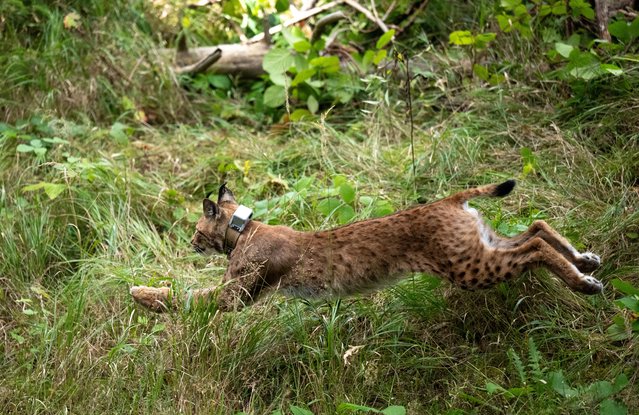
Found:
[492,220,601,273]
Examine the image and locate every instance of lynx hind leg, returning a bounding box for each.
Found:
[498,238,603,294]
[491,220,601,273]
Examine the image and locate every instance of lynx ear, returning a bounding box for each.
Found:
[218,183,236,204]
[203,198,218,218]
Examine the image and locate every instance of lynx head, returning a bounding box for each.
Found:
[191,183,239,255]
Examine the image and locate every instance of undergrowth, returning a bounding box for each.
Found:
[1,0,638,414]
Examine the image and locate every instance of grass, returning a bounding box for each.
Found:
[1,1,639,414]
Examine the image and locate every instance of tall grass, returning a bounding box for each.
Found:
[1,0,638,414]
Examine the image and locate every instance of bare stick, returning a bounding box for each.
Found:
[342,0,389,32]
[174,48,222,76]
[399,0,430,32]
[595,0,611,41]
[311,11,347,42]
[248,1,342,43]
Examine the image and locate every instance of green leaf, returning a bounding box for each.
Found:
[16,144,33,153]
[307,95,319,114]
[309,56,340,73]
[339,182,356,204]
[615,296,639,312]
[372,200,393,217]
[587,380,614,400]
[318,198,342,217]
[555,42,575,58]
[290,109,313,121]
[275,0,289,13]
[207,74,232,90]
[110,122,129,145]
[291,68,316,87]
[336,403,380,413]
[551,1,567,15]
[372,49,388,65]
[289,405,315,415]
[33,147,47,157]
[376,29,395,49]
[486,382,506,394]
[263,85,286,108]
[381,406,406,415]
[449,30,474,45]
[263,48,295,74]
[549,371,579,398]
[475,32,496,49]
[599,399,627,415]
[293,40,311,53]
[500,0,521,10]
[600,64,623,76]
[22,182,66,200]
[569,0,594,20]
[611,279,639,296]
[612,373,629,393]
[473,64,489,81]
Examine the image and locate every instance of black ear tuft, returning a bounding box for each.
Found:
[203,198,218,218]
[218,182,236,204]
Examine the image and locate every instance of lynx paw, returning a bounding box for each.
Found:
[577,275,603,295]
[575,252,601,273]
[130,285,174,312]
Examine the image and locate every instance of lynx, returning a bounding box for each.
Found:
[130,180,603,312]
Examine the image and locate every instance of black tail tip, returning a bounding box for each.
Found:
[494,179,516,197]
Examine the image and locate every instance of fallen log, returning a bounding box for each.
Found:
[166,41,271,78]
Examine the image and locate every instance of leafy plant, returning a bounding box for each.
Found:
[486,337,629,414]
[607,279,639,340]
[261,27,395,118]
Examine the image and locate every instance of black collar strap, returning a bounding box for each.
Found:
[224,205,253,255]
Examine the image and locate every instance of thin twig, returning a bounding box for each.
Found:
[399,0,430,32]
[405,53,417,197]
[248,1,342,43]
[342,0,389,32]
[311,11,347,43]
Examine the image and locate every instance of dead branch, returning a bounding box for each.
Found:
[398,0,430,33]
[595,0,611,41]
[174,48,222,76]
[311,11,347,43]
[342,0,389,32]
[248,1,342,43]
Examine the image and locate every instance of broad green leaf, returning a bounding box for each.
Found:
[587,380,614,400]
[263,48,295,74]
[615,296,639,312]
[600,64,623,76]
[33,147,47,157]
[42,137,69,145]
[473,64,489,81]
[500,0,521,10]
[289,405,314,415]
[611,279,639,296]
[449,30,474,45]
[293,40,311,53]
[549,371,579,398]
[613,373,629,393]
[207,74,232,90]
[569,0,594,20]
[337,204,355,223]
[318,198,341,217]
[291,68,316,86]
[290,109,313,121]
[307,95,319,114]
[336,403,379,413]
[475,32,496,48]
[29,138,43,148]
[110,122,129,145]
[486,382,506,394]
[555,42,574,58]
[310,56,340,73]
[16,144,33,153]
[551,1,567,15]
[497,14,513,32]
[599,399,628,415]
[43,183,66,200]
[339,182,355,204]
[381,406,406,415]
[376,29,395,49]
[372,200,393,217]
[263,85,286,108]
[269,71,292,87]
[275,0,289,12]
[372,49,388,65]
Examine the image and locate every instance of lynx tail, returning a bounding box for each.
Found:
[448,179,516,203]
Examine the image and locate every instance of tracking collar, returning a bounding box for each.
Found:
[224,205,253,255]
